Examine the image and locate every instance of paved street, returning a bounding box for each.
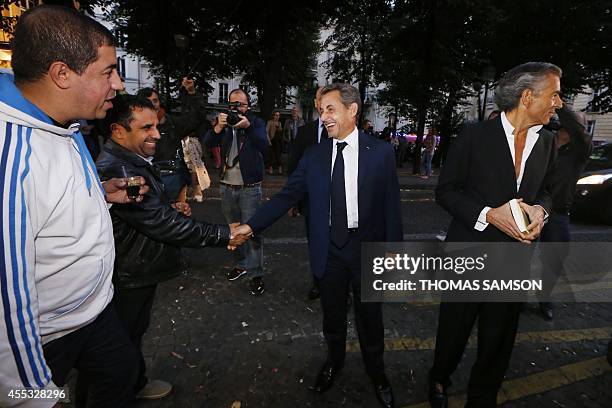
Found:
[79,169,612,408]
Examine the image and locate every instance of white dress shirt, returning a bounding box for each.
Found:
[331,126,359,228]
[475,111,543,231]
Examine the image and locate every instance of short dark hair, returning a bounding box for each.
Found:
[320,83,362,119]
[11,5,115,83]
[107,94,155,132]
[136,87,160,99]
[494,62,562,112]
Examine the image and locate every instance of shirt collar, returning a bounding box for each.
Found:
[334,126,358,149]
[500,111,543,137]
[138,155,154,164]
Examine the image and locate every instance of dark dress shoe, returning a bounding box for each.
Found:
[539,302,554,321]
[250,277,265,296]
[374,378,394,408]
[307,284,320,300]
[428,381,448,408]
[310,362,341,393]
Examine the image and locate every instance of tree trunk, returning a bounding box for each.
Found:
[434,89,457,168]
[357,26,369,129]
[413,104,427,174]
[258,7,284,121]
[412,0,437,175]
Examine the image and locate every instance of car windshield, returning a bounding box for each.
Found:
[585,144,612,171]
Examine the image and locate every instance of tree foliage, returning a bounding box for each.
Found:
[336,0,612,172]
[322,0,393,126]
[90,0,322,120]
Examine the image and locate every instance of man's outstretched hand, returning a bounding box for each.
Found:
[228,223,254,250]
[103,177,149,204]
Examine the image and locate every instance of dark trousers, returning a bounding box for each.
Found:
[43,303,139,408]
[267,138,283,169]
[319,233,385,382]
[539,214,571,300]
[304,214,319,289]
[74,285,157,406]
[430,302,522,407]
[114,284,158,392]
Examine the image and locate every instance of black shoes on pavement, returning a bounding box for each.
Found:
[226,267,247,281]
[310,362,395,407]
[310,361,342,393]
[374,375,395,408]
[227,268,264,296]
[249,277,265,296]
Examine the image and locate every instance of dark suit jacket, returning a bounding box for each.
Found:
[436,116,555,242]
[288,119,323,175]
[202,112,268,184]
[248,131,403,278]
[288,119,327,215]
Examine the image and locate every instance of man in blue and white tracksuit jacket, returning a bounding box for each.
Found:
[0,6,141,408]
[0,74,117,405]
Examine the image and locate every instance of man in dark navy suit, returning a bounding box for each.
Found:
[234,83,402,407]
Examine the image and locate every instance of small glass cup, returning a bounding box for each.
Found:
[122,166,140,200]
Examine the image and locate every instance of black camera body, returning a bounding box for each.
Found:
[225,101,243,126]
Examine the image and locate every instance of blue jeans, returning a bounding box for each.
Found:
[220,183,264,278]
[421,149,433,176]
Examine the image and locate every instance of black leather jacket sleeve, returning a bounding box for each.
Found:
[111,198,230,248]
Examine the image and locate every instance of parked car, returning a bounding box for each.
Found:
[572,142,612,224]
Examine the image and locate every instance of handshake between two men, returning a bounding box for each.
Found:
[228,223,255,250]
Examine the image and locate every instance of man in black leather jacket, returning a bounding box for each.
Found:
[96,95,249,400]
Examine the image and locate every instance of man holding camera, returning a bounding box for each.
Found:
[204,89,269,295]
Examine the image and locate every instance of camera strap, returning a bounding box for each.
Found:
[226,128,246,168]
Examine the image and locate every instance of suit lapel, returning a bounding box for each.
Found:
[491,118,518,193]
